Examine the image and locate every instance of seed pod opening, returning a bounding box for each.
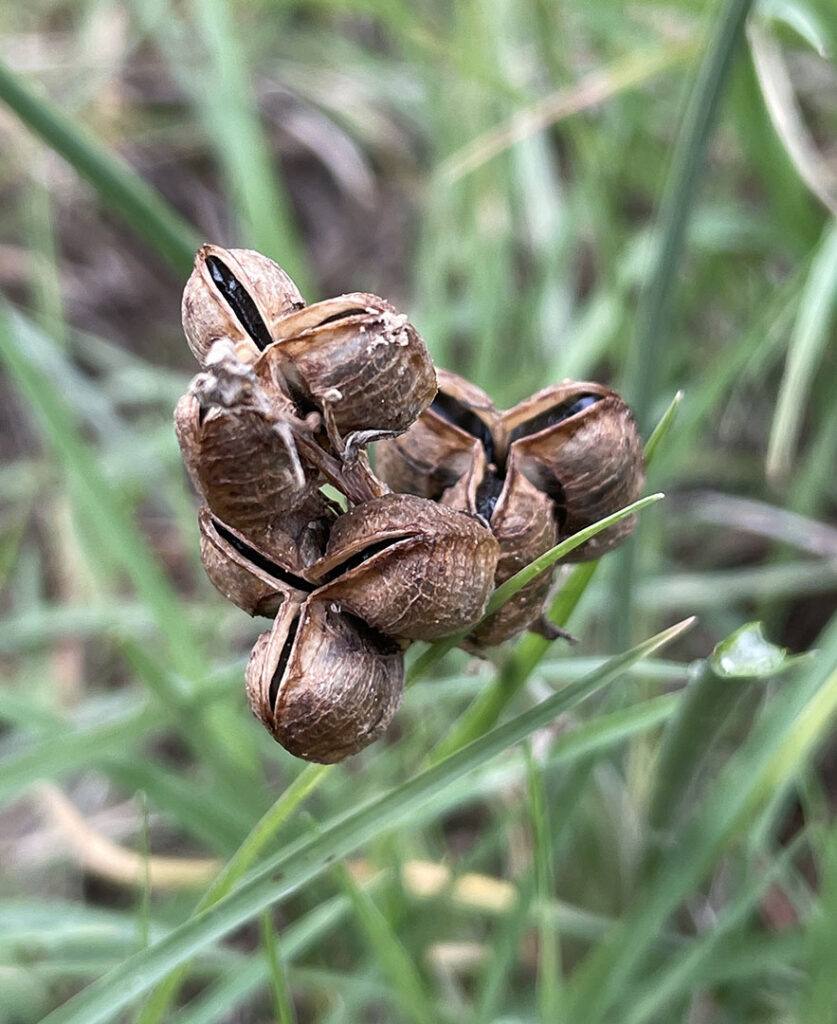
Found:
[198,508,319,617]
[442,446,559,648]
[502,382,645,560]
[374,369,499,499]
[260,294,437,438]
[308,492,499,641]
[246,599,405,763]
[181,244,304,366]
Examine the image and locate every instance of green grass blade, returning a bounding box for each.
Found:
[647,622,788,836]
[766,219,837,481]
[38,618,693,1024]
[335,863,437,1024]
[0,704,165,807]
[472,876,534,1024]
[642,390,684,466]
[622,835,806,1024]
[0,302,204,684]
[187,0,311,290]
[614,0,755,651]
[566,614,837,1024]
[797,820,837,1023]
[136,764,330,1024]
[623,0,755,430]
[526,749,563,1023]
[0,59,200,274]
[259,913,297,1024]
[428,560,598,764]
[0,669,241,808]
[169,886,383,1024]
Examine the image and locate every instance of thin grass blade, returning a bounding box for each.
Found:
[38,618,694,1024]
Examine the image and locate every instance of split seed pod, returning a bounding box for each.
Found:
[258,294,437,440]
[307,493,499,641]
[198,498,334,617]
[442,445,559,648]
[246,599,405,763]
[500,382,645,561]
[174,380,317,545]
[375,370,499,499]
[182,244,304,366]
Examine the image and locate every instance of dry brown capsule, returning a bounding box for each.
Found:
[198,497,334,617]
[174,367,318,544]
[181,244,305,366]
[500,382,645,561]
[258,294,437,449]
[441,445,559,648]
[246,598,405,763]
[306,492,499,641]
[375,369,498,499]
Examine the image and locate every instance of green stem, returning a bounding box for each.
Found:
[614,0,755,652]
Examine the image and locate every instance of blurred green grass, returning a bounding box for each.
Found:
[0,0,836,1021]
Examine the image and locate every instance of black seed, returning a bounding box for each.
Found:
[431,391,495,464]
[475,471,504,521]
[323,535,411,581]
[509,394,601,444]
[269,615,300,708]
[316,307,368,327]
[206,255,274,351]
[214,519,314,592]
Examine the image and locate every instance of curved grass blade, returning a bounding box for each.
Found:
[166,692,679,1024]
[642,390,684,466]
[38,618,694,1024]
[565,613,837,1024]
[766,220,837,482]
[136,764,330,1024]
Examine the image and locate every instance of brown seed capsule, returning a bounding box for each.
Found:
[174,372,318,543]
[246,598,405,763]
[501,382,645,561]
[306,492,499,641]
[181,244,304,366]
[441,445,559,648]
[374,369,499,499]
[258,293,437,445]
[198,500,333,617]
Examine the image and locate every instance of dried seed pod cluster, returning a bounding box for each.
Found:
[377,371,646,648]
[176,246,498,763]
[176,245,644,763]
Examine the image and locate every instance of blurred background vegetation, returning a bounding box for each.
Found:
[1,0,837,1021]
